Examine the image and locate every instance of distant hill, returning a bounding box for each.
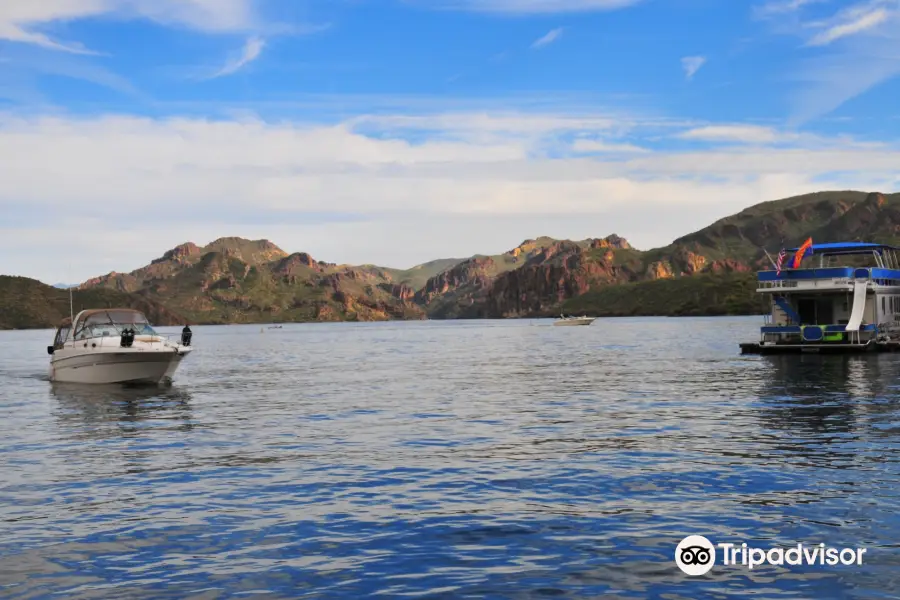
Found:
[379,258,466,292]
[0,276,185,330]
[664,190,900,262]
[418,235,637,318]
[435,190,898,319]
[5,189,898,327]
[78,238,429,324]
[560,272,765,317]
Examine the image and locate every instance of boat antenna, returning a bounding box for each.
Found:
[69,261,75,325]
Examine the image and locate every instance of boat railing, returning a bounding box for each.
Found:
[70,327,191,348]
[143,331,192,347]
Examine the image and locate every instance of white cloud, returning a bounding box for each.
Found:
[754,0,823,16]
[349,112,623,136]
[681,56,706,80]
[570,139,649,153]
[677,125,789,144]
[0,22,99,55]
[0,50,141,103]
[783,0,900,124]
[417,0,643,13]
[752,0,900,123]
[532,27,564,49]
[210,37,266,78]
[0,107,897,283]
[0,0,261,52]
[807,4,891,46]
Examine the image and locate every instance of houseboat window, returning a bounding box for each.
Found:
[796,298,835,325]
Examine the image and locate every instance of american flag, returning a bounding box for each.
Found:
[775,247,786,275]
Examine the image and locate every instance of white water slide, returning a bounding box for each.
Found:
[845,279,868,332]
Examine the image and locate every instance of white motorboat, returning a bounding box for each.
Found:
[553,314,596,326]
[47,308,193,384]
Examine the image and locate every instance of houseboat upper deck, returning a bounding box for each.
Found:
[740,241,900,354]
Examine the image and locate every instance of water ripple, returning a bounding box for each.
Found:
[2,318,900,598]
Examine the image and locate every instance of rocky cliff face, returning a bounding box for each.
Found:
[482,240,638,317]
[418,235,643,318]
[810,192,900,243]
[413,256,498,318]
[155,242,201,264]
[80,238,424,323]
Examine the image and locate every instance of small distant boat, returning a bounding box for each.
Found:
[268,325,283,329]
[47,308,192,384]
[553,314,596,326]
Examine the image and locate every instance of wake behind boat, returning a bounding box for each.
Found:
[47,308,193,384]
[553,314,596,326]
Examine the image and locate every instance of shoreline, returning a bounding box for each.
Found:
[2,311,767,331]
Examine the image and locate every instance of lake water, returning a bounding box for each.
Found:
[1,317,899,598]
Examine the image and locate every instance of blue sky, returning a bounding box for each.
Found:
[1,0,899,283]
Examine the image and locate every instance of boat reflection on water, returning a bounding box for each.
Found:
[49,381,194,436]
[753,354,900,460]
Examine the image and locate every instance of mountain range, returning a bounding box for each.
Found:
[2,190,898,328]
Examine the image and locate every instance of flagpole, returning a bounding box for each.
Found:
[762,248,778,270]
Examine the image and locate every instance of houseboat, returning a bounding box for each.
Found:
[740,241,900,354]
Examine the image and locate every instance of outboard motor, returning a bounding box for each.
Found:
[181,325,192,347]
[120,327,135,348]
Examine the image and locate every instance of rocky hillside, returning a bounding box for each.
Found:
[416,231,753,318]
[80,238,429,324]
[415,236,631,318]
[14,188,896,326]
[0,276,184,330]
[560,272,764,317]
[379,258,466,291]
[663,190,900,262]
[418,190,900,318]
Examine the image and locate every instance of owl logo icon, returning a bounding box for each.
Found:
[675,535,715,576]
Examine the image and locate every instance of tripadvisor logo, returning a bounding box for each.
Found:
[675,535,716,576]
[674,536,867,575]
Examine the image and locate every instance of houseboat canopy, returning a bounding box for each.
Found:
[787,242,899,254]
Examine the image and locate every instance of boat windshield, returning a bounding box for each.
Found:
[73,310,158,340]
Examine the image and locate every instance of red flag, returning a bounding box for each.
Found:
[792,237,813,269]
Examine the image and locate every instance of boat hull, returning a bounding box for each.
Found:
[49,348,190,384]
[553,319,595,326]
[738,341,900,354]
